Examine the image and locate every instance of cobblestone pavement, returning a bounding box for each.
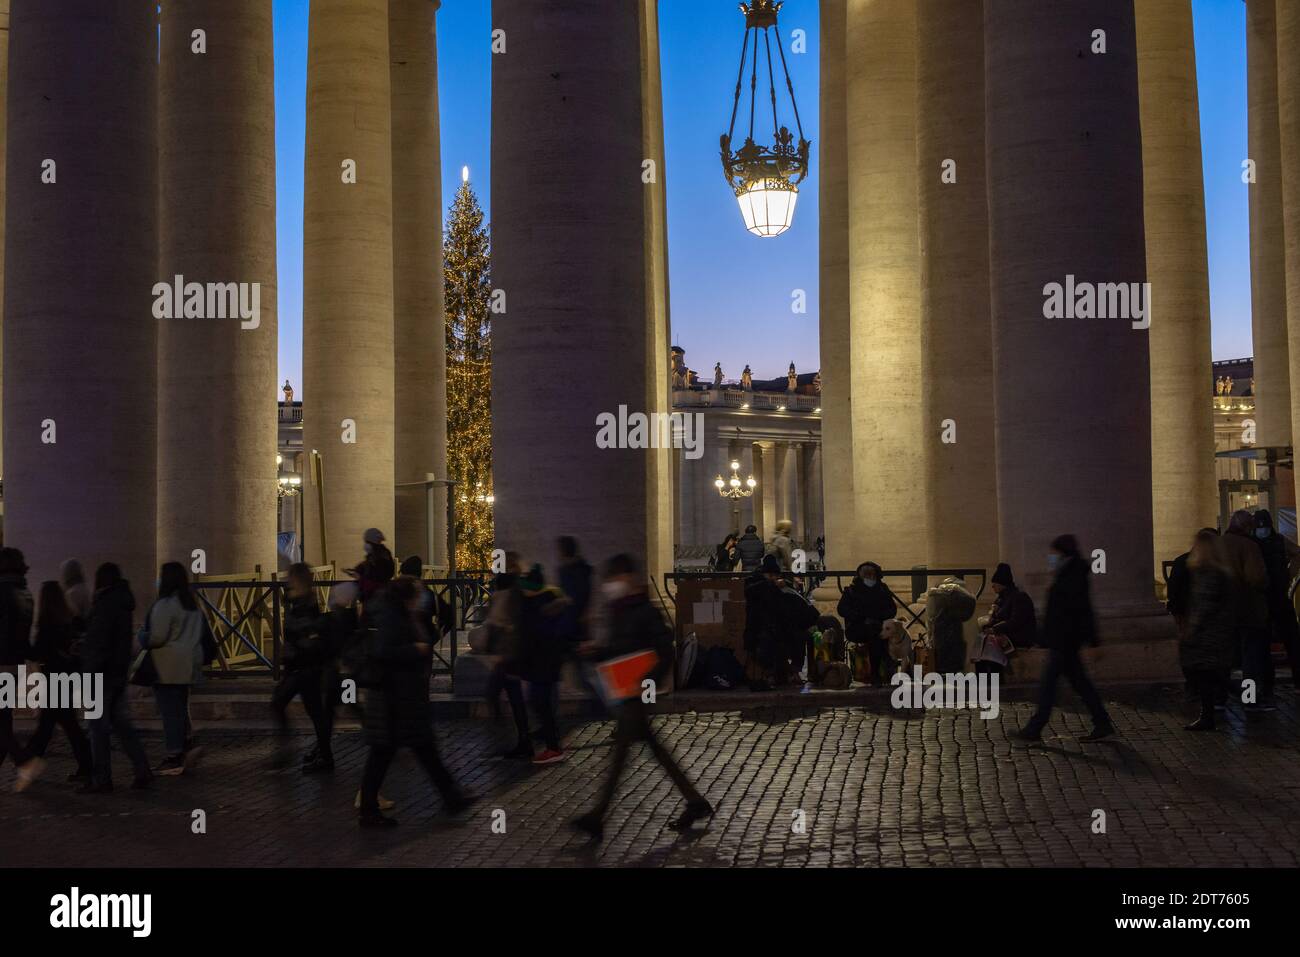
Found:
[2,685,1299,867]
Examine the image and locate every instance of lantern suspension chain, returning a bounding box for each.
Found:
[727,28,751,144]
[774,25,806,142]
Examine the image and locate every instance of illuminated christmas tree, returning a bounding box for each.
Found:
[444,172,494,569]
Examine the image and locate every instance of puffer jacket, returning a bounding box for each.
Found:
[735,533,765,571]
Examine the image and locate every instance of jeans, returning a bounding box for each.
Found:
[28,707,92,773]
[528,681,560,752]
[359,740,461,816]
[153,684,191,756]
[1025,644,1110,733]
[589,695,702,822]
[90,681,150,785]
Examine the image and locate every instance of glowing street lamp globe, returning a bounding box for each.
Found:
[719,0,811,238]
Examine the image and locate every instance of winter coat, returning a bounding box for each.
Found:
[140,595,206,685]
[32,619,80,673]
[744,575,816,670]
[1041,557,1097,651]
[353,544,396,609]
[604,590,674,683]
[282,591,327,670]
[0,576,34,667]
[836,578,897,646]
[735,533,765,571]
[713,543,737,572]
[82,580,136,682]
[1165,551,1192,619]
[363,597,434,748]
[1220,531,1268,628]
[988,585,1037,648]
[1255,531,1297,612]
[515,586,568,683]
[1181,565,1237,673]
[768,534,794,570]
[557,558,593,642]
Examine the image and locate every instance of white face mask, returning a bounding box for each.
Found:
[1255,527,1270,540]
[602,580,630,602]
[1047,554,1061,572]
[862,577,877,588]
[364,542,375,555]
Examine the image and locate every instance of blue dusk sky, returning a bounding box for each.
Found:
[272,0,1253,398]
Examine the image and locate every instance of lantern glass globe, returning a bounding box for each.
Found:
[737,178,798,238]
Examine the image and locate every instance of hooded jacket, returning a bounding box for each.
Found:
[82,579,137,681]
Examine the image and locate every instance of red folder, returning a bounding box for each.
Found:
[595,649,660,703]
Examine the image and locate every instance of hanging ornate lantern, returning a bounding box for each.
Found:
[720,0,811,238]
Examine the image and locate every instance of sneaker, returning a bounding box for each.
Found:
[354,790,396,811]
[15,757,47,793]
[532,749,567,766]
[155,756,186,777]
[358,811,399,828]
[571,811,604,843]
[1080,723,1116,742]
[667,799,715,832]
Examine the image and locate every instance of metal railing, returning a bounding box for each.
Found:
[663,567,988,636]
[191,575,490,688]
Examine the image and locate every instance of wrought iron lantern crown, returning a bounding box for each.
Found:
[720,0,811,237]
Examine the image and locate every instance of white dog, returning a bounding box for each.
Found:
[882,619,914,674]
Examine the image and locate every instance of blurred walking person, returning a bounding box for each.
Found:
[139,562,207,776]
[1222,509,1271,712]
[358,577,473,827]
[81,563,151,793]
[571,554,712,842]
[270,563,333,772]
[1014,535,1115,743]
[60,559,92,630]
[26,581,93,781]
[0,548,45,791]
[1181,530,1238,731]
[1252,509,1298,709]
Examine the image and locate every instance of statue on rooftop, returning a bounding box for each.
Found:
[713,362,724,388]
[786,362,797,393]
[283,380,294,404]
[741,365,753,390]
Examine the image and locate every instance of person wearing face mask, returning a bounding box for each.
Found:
[1250,510,1297,712]
[350,528,396,618]
[571,554,711,842]
[836,562,897,686]
[1013,535,1115,743]
[1221,510,1270,712]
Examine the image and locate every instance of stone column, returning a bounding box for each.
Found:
[3,0,158,591]
[818,0,855,568]
[804,441,825,547]
[985,0,1159,620]
[916,0,997,573]
[791,441,806,546]
[0,0,8,484]
[492,0,664,571]
[1277,1,1300,508]
[1246,0,1290,447]
[846,0,928,569]
[303,0,395,569]
[158,0,278,577]
[391,0,447,567]
[638,0,674,585]
[757,441,777,537]
[1135,0,1217,573]
[777,440,799,538]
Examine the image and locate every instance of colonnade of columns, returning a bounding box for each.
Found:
[2,0,446,590]
[820,0,1213,625]
[676,433,824,555]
